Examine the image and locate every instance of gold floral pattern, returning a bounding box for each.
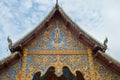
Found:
[27,20,87,50]
[26,54,89,78]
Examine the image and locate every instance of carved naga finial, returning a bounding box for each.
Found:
[103,37,108,52]
[7,36,13,50]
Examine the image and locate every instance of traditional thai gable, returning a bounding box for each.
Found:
[0,3,120,80]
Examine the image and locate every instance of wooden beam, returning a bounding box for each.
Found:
[27,50,87,55]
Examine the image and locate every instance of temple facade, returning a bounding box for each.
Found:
[0,4,120,80]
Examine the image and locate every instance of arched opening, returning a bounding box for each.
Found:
[32,66,84,80]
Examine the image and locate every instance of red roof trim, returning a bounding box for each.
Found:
[94,51,120,73]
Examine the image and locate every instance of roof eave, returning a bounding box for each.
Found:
[0,51,21,71]
[94,50,120,74]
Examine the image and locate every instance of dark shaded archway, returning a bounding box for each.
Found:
[32,66,84,80]
[32,71,41,80]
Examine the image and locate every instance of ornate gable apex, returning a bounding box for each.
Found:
[12,4,105,53]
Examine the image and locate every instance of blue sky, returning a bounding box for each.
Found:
[0,0,120,62]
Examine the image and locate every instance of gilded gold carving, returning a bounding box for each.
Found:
[87,48,102,80]
[27,19,87,50]
[27,50,87,54]
[26,54,89,78]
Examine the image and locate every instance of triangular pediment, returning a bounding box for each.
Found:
[12,4,105,52]
[26,15,87,50]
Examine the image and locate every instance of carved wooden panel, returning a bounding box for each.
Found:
[27,19,87,50]
[26,54,89,79]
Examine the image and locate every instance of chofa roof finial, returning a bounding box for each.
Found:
[7,36,13,50]
[103,37,108,52]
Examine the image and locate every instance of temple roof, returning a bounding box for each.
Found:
[0,4,120,73]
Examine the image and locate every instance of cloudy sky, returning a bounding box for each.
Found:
[0,0,120,62]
